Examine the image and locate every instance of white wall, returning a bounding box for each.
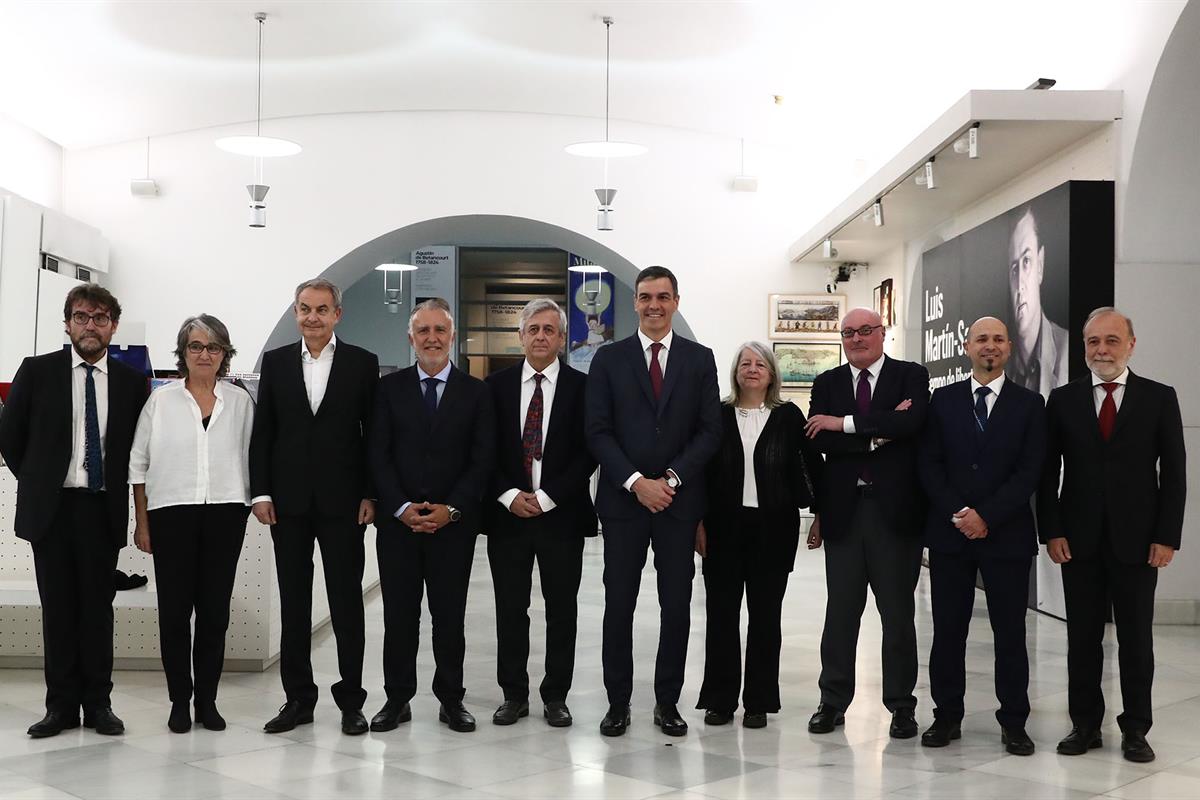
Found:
[0,114,62,211]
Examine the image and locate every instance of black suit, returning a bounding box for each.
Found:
[919,377,1045,729]
[808,355,929,713]
[585,332,722,706]
[249,339,378,711]
[369,364,495,705]
[484,361,597,704]
[1038,371,1186,735]
[0,349,147,714]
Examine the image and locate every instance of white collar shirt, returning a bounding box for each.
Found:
[970,372,1006,416]
[1091,368,1129,415]
[497,359,561,514]
[416,360,453,405]
[637,328,673,373]
[64,350,110,489]
[301,333,337,414]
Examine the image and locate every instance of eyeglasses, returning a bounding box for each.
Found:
[186,342,225,355]
[839,324,885,339]
[70,311,112,328]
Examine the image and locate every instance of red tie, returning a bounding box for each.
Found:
[521,374,545,488]
[1098,382,1118,441]
[649,342,664,400]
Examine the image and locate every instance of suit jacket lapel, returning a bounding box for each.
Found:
[430,365,464,430]
[868,357,895,412]
[979,381,1013,447]
[1110,371,1140,441]
[625,336,657,411]
[316,344,346,417]
[287,342,314,419]
[543,364,569,453]
[56,349,73,443]
[657,340,683,416]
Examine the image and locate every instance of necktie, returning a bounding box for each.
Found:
[649,342,664,401]
[521,373,545,489]
[856,369,871,483]
[423,377,440,414]
[1098,382,1118,441]
[84,364,103,491]
[974,386,991,433]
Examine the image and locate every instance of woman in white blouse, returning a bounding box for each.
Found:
[129,314,254,734]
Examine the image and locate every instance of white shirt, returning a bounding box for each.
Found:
[64,350,110,489]
[497,359,560,514]
[301,333,337,414]
[396,360,454,518]
[624,328,676,491]
[1091,368,1128,415]
[841,354,885,435]
[969,372,1006,418]
[129,380,254,511]
[736,406,770,508]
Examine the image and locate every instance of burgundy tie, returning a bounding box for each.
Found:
[649,342,664,400]
[1098,382,1118,441]
[521,374,545,488]
[856,369,872,483]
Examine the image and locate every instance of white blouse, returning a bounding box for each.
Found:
[736,405,770,508]
[128,379,255,511]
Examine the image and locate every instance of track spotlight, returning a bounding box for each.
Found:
[923,158,936,190]
[872,199,884,227]
[822,238,837,259]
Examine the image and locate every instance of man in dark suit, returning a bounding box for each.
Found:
[585,265,722,737]
[368,297,495,733]
[1039,307,1186,764]
[484,299,596,728]
[918,317,1045,755]
[803,307,929,739]
[0,284,147,738]
[252,279,379,736]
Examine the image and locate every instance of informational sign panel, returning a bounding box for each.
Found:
[566,253,615,374]
[410,246,458,313]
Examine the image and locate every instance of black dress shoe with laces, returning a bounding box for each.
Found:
[195,702,226,731]
[369,701,412,732]
[492,700,529,726]
[341,709,368,736]
[1056,727,1102,755]
[890,708,918,739]
[168,702,191,733]
[599,704,631,736]
[920,718,961,747]
[263,700,314,734]
[85,707,125,736]
[27,711,80,739]
[439,702,477,732]
[653,703,688,736]
[704,710,734,726]
[1002,726,1035,755]
[743,712,768,729]
[544,701,573,728]
[1122,732,1155,763]
[807,703,845,734]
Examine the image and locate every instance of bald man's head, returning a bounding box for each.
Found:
[965,315,1011,378]
[840,307,885,369]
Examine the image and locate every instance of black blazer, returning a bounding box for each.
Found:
[703,402,824,572]
[369,364,496,532]
[483,361,597,537]
[1038,371,1187,563]
[585,333,723,522]
[919,378,1045,559]
[0,349,147,547]
[249,339,379,518]
[808,356,930,540]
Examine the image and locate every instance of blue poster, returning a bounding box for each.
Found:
[566,254,615,374]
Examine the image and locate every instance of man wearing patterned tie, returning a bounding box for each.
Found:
[0,285,148,738]
[917,317,1045,755]
[1039,307,1186,764]
[483,299,596,728]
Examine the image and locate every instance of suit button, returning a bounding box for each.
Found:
[971,464,978,470]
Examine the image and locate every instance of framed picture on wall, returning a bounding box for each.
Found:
[879,278,894,326]
[768,294,846,340]
[773,341,842,387]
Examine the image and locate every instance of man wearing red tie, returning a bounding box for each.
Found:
[1039,307,1187,764]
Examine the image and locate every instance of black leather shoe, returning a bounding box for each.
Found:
[599,704,631,736]
[807,703,845,734]
[369,701,412,732]
[704,710,734,725]
[493,700,529,726]
[1056,727,1102,755]
[27,711,80,738]
[743,712,768,729]
[1002,726,1035,756]
[1122,732,1156,763]
[439,702,476,732]
[920,719,961,747]
[544,701,573,728]
[195,703,226,731]
[341,709,368,736]
[890,708,918,739]
[653,703,688,736]
[168,703,191,733]
[85,707,125,736]
[263,700,314,734]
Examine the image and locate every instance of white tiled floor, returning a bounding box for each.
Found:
[2,539,1200,799]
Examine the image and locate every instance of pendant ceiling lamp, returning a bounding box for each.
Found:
[564,17,648,159]
[215,13,302,158]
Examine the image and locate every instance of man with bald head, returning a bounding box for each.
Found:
[1039,308,1186,764]
[804,308,929,738]
[918,317,1045,754]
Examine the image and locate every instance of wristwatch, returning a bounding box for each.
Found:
[665,469,681,489]
[447,506,462,522]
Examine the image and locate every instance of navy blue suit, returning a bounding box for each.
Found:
[918,376,1045,728]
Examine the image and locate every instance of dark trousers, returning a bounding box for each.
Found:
[928,549,1031,728]
[376,519,477,706]
[1062,540,1158,734]
[271,513,367,711]
[31,489,120,714]
[148,503,248,705]
[818,495,922,712]
[600,512,695,706]
[697,508,791,714]
[487,525,584,704]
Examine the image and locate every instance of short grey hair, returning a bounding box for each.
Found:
[1083,306,1135,338]
[518,298,567,334]
[408,297,455,336]
[725,341,785,409]
[294,278,342,310]
[174,314,237,377]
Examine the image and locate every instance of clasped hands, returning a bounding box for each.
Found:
[804,398,913,440]
[508,491,544,519]
[399,502,452,533]
[952,507,988,539]
[633,476,675,514]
